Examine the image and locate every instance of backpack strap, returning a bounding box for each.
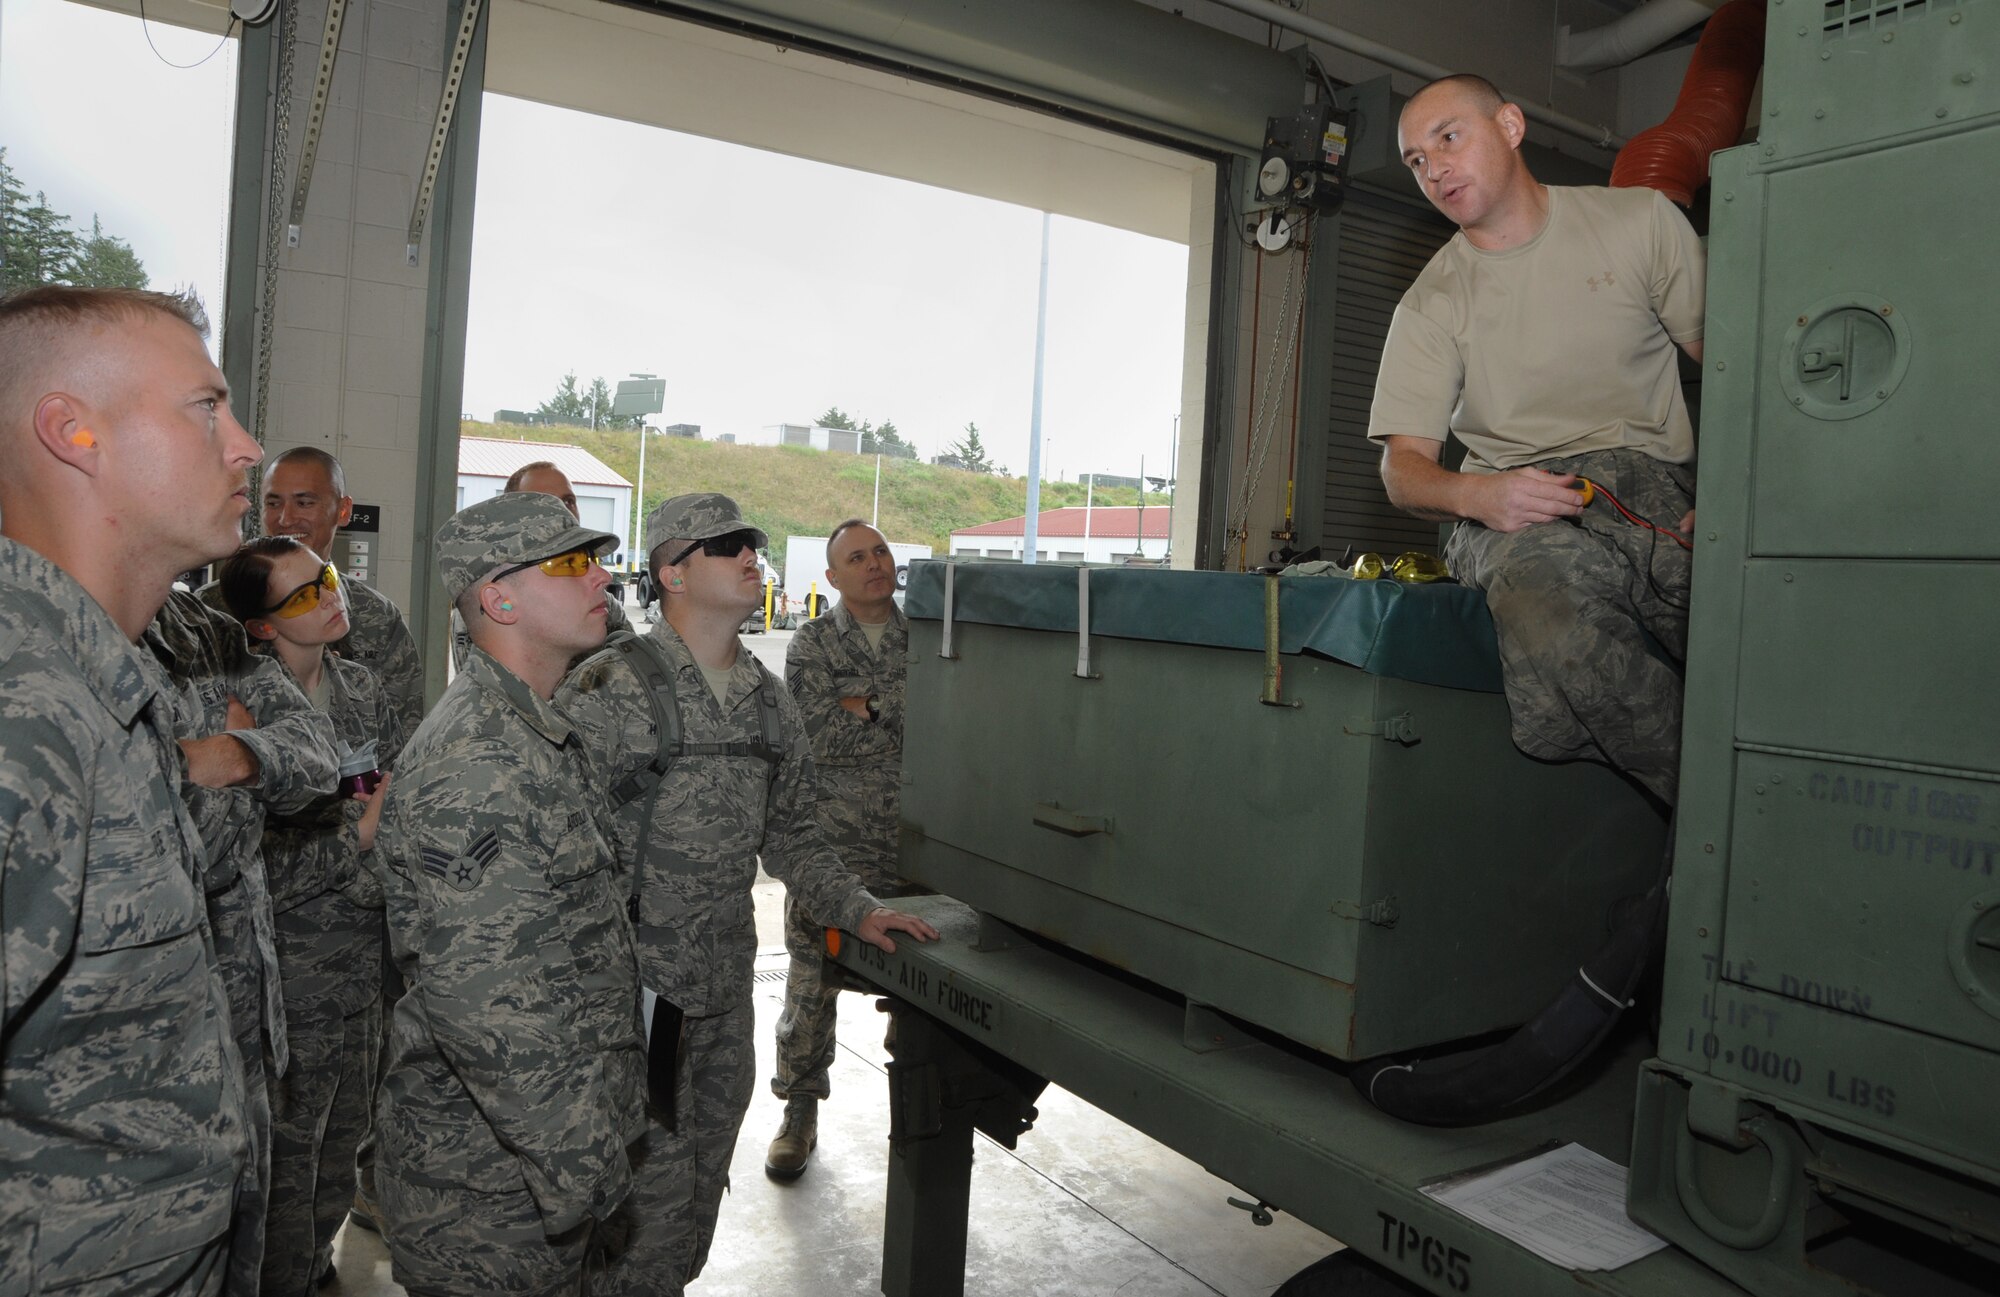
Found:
[606,633,682,812]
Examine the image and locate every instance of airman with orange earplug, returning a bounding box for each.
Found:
[2,284,264,1293]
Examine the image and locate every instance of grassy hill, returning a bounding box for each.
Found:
[462,420,1171,572]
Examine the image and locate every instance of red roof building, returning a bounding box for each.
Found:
[950,506,1169,563]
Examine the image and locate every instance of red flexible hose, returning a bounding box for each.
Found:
[1610,0,1767,206]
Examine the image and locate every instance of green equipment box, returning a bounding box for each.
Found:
[899,560,1667,1062]
[1626,4,2000,1292]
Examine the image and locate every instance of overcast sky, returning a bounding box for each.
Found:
[6,0,1189,483]
[1,0,238,320]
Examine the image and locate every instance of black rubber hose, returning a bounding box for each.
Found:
[1350,824,1674,1127]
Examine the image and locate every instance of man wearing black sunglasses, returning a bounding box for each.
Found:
[559,492,938,1296]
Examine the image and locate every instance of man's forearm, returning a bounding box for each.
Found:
[1381,445,1470,523]
[179,733,260,789]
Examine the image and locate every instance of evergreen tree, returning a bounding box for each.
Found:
[0,152,149,292]
[947,422,995,474]
[867,418,917,459]
[815,406,855,430]
[0,149,30,292]
[71,216,148,289]
[537,371,591,425]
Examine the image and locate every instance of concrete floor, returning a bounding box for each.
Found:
[328,626,1342,1295]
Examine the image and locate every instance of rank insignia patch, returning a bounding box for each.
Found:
[420,829,502,892]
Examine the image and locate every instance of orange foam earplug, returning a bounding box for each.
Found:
[71,428,96,448]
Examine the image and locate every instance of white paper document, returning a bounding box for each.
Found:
[1420,1143,1669,1272]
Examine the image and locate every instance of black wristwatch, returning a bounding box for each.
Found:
[865,694,882,723]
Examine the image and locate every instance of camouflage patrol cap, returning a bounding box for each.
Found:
[435,492,619,603]
[643,492,768,562]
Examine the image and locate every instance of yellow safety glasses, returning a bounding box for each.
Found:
[493,547,600,581]
[268,563,341,619]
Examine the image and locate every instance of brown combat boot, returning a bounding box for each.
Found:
[764,1095,818,1182]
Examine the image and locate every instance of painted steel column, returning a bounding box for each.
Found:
[221,15,274,436]
[412,0,491,705]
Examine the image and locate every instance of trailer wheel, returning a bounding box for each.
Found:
[1274,1251,1428,1296]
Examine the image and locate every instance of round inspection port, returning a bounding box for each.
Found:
[1778,294,1911,421]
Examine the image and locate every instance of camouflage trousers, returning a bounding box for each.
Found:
[353,951,403,1216]
[260,1003,377,1297]
[208,878,273,1297]
[593,998,755,1297]
[771,876,919,1101]
[49,1241,232,1297]
[377,1173,598,1297]
[1445,448,1694,806]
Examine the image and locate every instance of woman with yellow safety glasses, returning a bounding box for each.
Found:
[217,536,406,1294]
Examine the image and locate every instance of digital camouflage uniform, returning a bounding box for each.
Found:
[200,573,423,754]
[1444,448,1694,805]
[259,654,404,1297]
[143,591,340,1297]
[376,644,644,1296]
[559,617,882,1297]
[774,601,914,1104]
[209,568,426,1224]
[0,538,250,1296]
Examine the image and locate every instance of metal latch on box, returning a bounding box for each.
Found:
[1344,712,1418,744]
[1331,897,1400,927]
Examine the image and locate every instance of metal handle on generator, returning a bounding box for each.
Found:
[1032,803,1113,837]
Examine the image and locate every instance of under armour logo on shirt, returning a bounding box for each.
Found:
[1587,271,1617,292]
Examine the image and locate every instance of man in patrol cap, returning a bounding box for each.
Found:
[764,518,920,1180]
[373,493,644,1294]
[559,492,938,1296]
[0,285,255,1294]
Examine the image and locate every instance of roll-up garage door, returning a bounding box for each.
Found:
[1320,189,1455,557]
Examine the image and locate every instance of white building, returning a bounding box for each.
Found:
[950,506,1169,564]
[457,437,636,567]
[761,423,863,454]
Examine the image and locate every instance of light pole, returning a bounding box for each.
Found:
[613,373,665,571]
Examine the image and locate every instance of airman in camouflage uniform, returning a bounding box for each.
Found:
[1,285,259,1295]
[449,461,629,672]
[206,444,428,1233]
[375,494,642,1296]
[258,647,402,1297]
[202,445,427,747]
[145,589,341,1296]
[766,519,919,1179]
[209,534,408,1297]
[558,494,936,1296]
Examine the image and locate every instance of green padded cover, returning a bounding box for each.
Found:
[904,560,1503,693]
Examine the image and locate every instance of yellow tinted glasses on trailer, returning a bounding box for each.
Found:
[269,564,341,619]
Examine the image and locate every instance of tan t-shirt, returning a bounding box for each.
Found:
[1366,185,1705,473]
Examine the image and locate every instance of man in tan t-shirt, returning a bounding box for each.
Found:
[1367,74,1706,806]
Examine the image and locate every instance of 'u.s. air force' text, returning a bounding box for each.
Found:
[852,942,999,1032]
